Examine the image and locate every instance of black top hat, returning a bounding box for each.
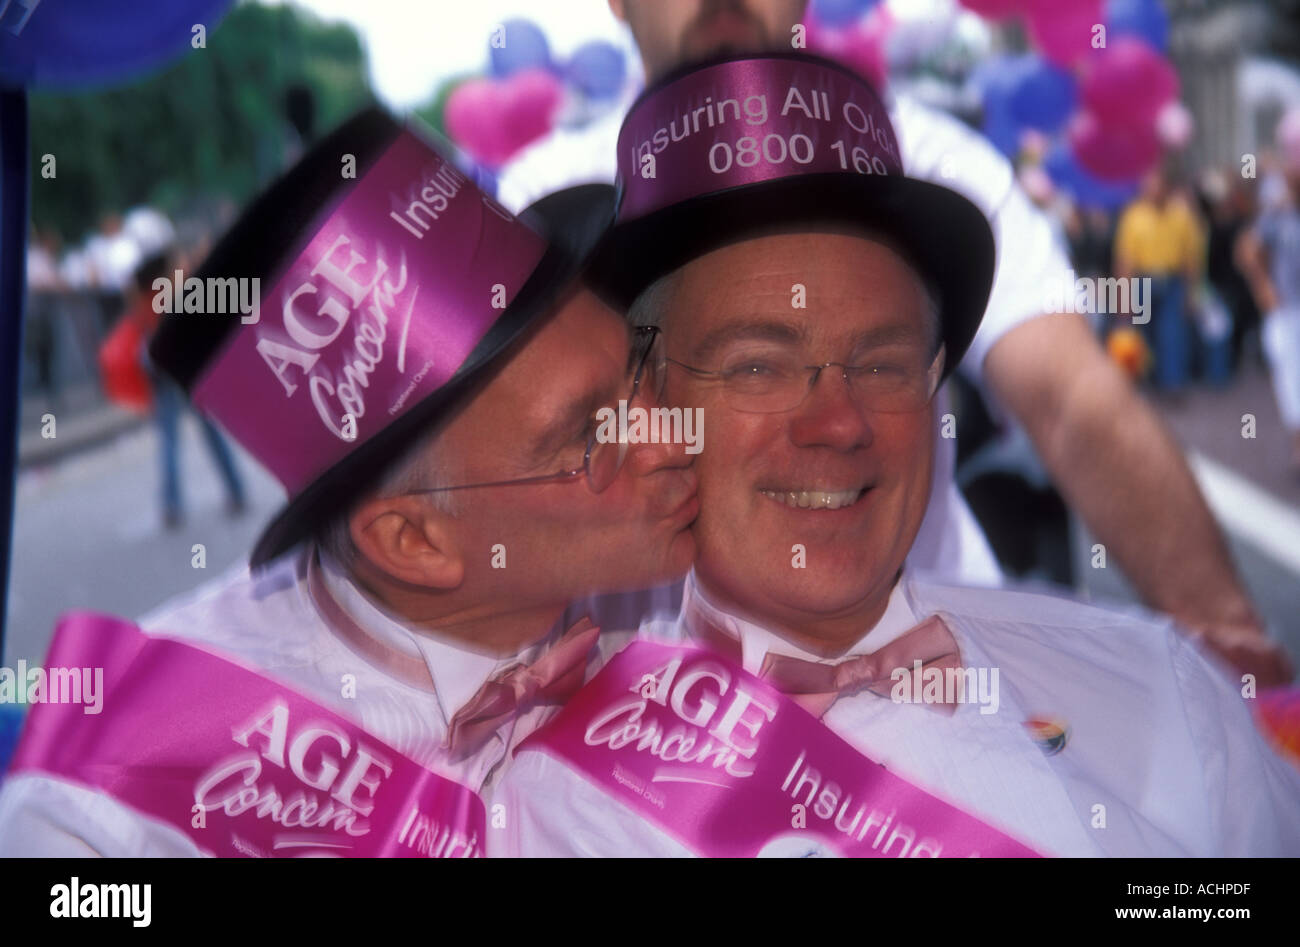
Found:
[589,53,995,378]
[149,106,615,567]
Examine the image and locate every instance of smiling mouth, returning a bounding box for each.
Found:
[759,487,868,511]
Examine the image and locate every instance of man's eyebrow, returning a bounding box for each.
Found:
[848,324,928,351]
[527,393,599,464]
[692,320,808,363]
[526,326,634,463]
[527,370,626,465]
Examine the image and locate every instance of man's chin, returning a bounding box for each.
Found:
[707,562,895,620]
[686,39,764,64]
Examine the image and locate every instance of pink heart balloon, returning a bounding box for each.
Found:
[1026,0,1105,68]
[446,68,563,168]
[1068,109,1162,182]
[1081,36,1179,126]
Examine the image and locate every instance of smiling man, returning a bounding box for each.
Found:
[500,55,1300,858]
[500,0,1291,685]
[0,108,697,857]
[645,229,944,657]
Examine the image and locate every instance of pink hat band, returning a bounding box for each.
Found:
[617,55,903,224]
[192,126,547,495]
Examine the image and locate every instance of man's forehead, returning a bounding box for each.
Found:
[678,227,925,293]
[664,230,931,346]
[691,317,928,362]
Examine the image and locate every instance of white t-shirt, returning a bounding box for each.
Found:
[500,570,1300,857]
[0,546,564,857]
[500,92,1074,587]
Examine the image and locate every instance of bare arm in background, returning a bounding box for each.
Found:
[986,311,1293,686]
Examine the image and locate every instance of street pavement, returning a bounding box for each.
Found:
[4,416,284,666]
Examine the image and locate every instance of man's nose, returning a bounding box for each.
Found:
[787,367,875,452]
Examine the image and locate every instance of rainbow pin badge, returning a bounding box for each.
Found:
[1023,717,1070,756]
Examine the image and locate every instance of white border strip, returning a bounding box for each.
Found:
[1188,450,1300,576]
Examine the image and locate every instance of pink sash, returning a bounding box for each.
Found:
[9,612,485,857]
[520,641,1042,857]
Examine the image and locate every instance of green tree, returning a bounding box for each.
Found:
[29,2,373,244]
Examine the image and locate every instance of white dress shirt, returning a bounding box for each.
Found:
[501,570,1300,857]
[500,92,1075,588]
[0,545,562,857]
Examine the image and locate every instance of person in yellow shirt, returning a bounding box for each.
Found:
[1115,165,1205,390]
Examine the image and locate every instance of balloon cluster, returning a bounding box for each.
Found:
[962,0,1189,209]
[803,0,892,91]
[445,19,628,169]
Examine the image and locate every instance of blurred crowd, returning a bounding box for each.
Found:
[1035,139,1300,474]
[23,208,247,527]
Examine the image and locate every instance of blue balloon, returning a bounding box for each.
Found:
[1106,0,1169,53]
[566,41,626,100]
[810,0,879,28]
[1044,142,1139,210]
[972,54,1036,158]
[1007,57,1077,133]
[489,18,552,78]
[0,0,234,88]
[971,53,1034,106]
[0,705,23,778]
[982,101,1024,159]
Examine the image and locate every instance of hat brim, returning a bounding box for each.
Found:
[589,171,994,378]
[245,183,616,568]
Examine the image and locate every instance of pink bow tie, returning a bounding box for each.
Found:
[445,617,601,762]
[687,611,963,719]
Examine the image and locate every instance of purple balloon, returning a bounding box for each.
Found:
[972,54,1036,155]
[1069,109,1162,182]
[810,0,878,28]
[0,0,234,88]
[1007,56,1077,133]
[1027,0,1105,67]
[1081,36,1178,125]
[958,0,1027,18]
[1106,0,1169,52]
[489,18,552,78]
[1045,141,1138,209]
[565,41,626,99]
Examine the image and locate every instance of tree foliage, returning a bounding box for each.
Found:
[29,2,373,243]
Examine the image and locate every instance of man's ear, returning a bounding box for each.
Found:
[608,0,627,23]
[348,495,465,591]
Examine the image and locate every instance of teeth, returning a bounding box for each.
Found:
[761,488,863,510]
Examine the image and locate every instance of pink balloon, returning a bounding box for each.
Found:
[806,4,893,90]
[445,68,563,168]
[1026,0,1105,68]
[1068,109,1162,182]
[1081,37,1179,125]
[1155,101,1194,150]
[957,0,1027,17]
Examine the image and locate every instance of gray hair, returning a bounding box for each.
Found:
[629,235,945,359]
[315,420,462,566]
